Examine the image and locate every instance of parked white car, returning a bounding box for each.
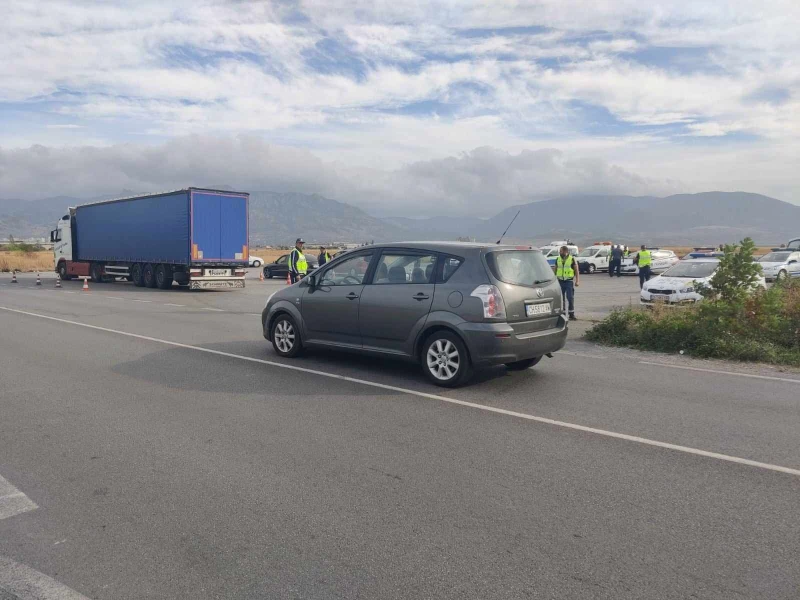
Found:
[758,250,800,282]
[640,258,766,306]
[576,244,613,273]
[621,249,679,275]
[249,255,265,268]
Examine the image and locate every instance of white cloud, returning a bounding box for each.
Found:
[0,136,684,216]
[0,0,798,206]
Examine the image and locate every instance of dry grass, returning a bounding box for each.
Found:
[0,251,54,273]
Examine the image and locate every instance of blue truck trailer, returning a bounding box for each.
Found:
[50,188,250,289]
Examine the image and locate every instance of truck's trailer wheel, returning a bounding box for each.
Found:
[156,264,174,290]
[131,263,145,287]
[90,262,105,283]
[143,263,158,288]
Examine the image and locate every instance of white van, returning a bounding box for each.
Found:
[576,243,614,274]
[540,241,579,268]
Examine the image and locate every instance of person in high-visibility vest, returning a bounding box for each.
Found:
[634,244,652,289]
[556,245,580,321]
[288,238,308,283]
[318,246,331,267]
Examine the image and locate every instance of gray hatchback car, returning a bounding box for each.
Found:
[262,242,568,386]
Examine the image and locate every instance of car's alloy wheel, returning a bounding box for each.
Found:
[271,315,302,357]
[427,339,460,381]
[588,264,596,274]
[275,320,295,353]
[777,270,787,281]
[422,332,472,387]
[253,260,261,267]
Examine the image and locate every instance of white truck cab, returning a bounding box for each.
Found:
[576,242,614,274]
[51,211,75,280]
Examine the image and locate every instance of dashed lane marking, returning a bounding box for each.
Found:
[0,555,90,600]
[164,303,185,307]
[2,305,799,478]
[202,307,225,312]
[0,474,37,522]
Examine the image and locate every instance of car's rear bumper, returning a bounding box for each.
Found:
[458,317,569,367]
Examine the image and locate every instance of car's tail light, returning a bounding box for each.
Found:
[471,285,506,319]
[234,269,246,277]
[190,268,202,278]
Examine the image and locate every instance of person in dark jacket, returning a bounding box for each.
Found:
[609,245,624,277]
[318,246,331,266]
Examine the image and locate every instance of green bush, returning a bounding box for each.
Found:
[587,239,800,366]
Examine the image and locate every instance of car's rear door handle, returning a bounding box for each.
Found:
[346,293,359,300]
[413,293,430,301]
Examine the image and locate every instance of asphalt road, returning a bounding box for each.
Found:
[1,272,799,599]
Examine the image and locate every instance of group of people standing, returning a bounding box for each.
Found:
[556,243,654,321]
[287,238,332,283]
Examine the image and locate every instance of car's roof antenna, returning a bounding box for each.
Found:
[496,210,521,245]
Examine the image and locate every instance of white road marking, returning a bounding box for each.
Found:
[130,299,152,303]
[164,303,185,307]
[2,305,799,478]
[64,291,75,294]
[104,296,125,300]
[639,361,800,384]
[0,474,37,521]
[0,555,90,599]
[202,307,224,312]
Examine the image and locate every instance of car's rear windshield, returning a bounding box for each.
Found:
[663,261,718,278]
[485,250,554,286]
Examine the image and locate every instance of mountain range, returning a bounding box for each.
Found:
[1,190,797,246]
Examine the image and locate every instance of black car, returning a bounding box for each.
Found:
[262,254,319,279]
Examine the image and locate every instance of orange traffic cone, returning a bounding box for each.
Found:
[36,272,41,286]
[82,277,89,291]
[286,272,291,285]
[55,274,62,288]
[10,270,17,284]
[259,270,264,282]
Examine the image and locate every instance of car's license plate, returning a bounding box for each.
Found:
[525,302,551,317]
[652,294,670,302]
[205,269,231,277]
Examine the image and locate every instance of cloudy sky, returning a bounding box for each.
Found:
[1,0,798,215]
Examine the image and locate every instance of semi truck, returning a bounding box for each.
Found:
[51,188,250,290]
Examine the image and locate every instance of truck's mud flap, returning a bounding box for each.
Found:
[190,280,246,290]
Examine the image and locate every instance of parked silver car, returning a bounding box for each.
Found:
[262,242,569,386]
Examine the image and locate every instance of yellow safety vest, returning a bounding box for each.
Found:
[556,255,575,280]
[638,250,652,267]
[291,249,308,274]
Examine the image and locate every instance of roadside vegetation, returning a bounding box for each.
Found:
[587,238,800,366]
[0,251,54,273]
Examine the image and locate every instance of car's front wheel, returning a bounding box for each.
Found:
[252,260,262,267]
[505,356,542,371]
[264,268,272,279]
[777,269,788,281]
[271,314,303,357]
[587,264,596,274]
[422,332,472,387]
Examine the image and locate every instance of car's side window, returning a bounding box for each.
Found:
[319,253,373,286]
[442,256,463,282]
[598,250,609,258]
[277,255,287,265]
[372,253,437,284]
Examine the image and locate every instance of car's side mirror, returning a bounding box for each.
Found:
[306,274,317,289]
